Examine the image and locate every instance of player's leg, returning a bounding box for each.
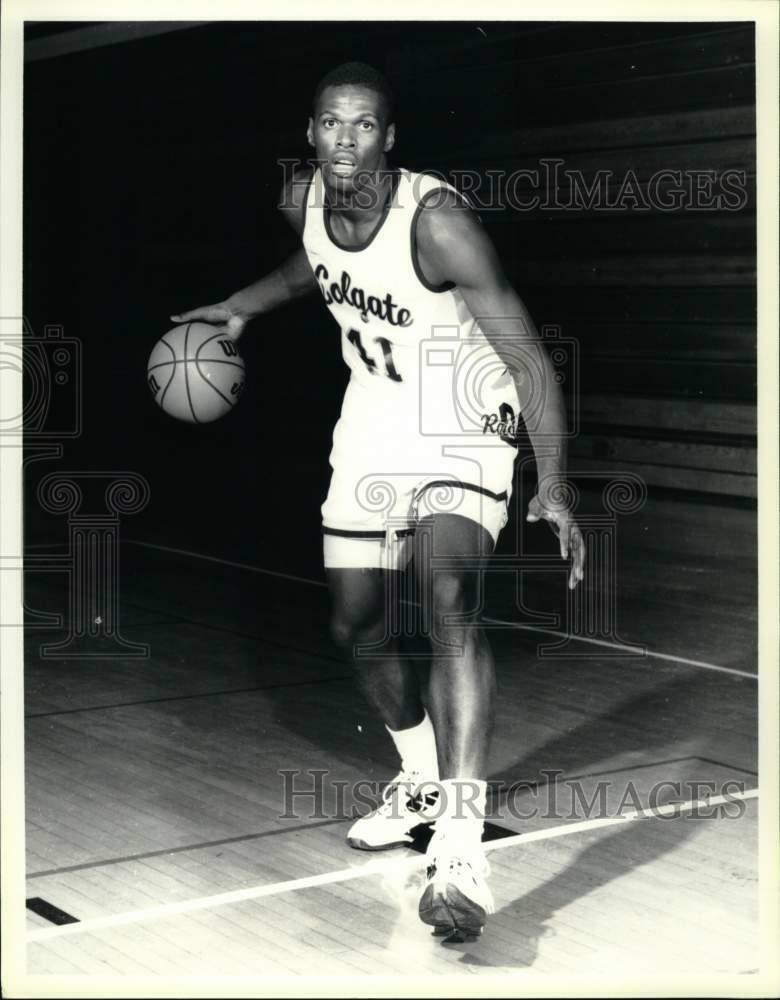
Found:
[322,388,441,848]
[412,506,500,938]
[325,556,439,849]
[327,566,423,732]
[414,513,496,781]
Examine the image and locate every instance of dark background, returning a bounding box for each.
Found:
[23,20,756,579]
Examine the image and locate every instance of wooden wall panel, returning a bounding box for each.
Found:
[387,21,757,497]
[578,396,756,436]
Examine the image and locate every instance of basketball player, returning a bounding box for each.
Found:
[172,62,585,939]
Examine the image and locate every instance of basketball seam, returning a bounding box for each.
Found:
[194,356,239,408]
[155,335,178,412]
[195,330,242,367]
[195,327,244,415]
[183,323,199,424]
[158,338,177,360]
[147,359,245,374]
[197,330,232,352]
[158,368,177,410]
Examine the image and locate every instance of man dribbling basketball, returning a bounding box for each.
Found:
[172,62,585,940]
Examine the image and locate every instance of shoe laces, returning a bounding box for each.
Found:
[426,825,489,879]
[426,854,469,880]
[377,770,428,817]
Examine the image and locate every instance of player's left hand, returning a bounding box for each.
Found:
[526,494,586,589]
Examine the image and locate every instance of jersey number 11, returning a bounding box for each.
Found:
[347,328,402,382]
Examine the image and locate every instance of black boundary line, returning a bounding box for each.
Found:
[24,615,182,633]
[42,541,755,681]
[26,818,347,881]
[116,599,344,665]
[24,593,349,719]
[119,545,754,678]
[121,540,327,581]
[26,755,757,881]
[24,605,759,722]
[25,672,353,720]
[25,897,80,925]
[27,594,342,668]
[694,755,758,777]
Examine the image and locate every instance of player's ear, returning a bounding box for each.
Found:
[384,122,396,153]
[306,117,315,148]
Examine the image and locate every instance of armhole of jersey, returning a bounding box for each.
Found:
[410,187,456,294]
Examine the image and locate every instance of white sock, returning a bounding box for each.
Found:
[386,710,439,780]
[435,778,488,846]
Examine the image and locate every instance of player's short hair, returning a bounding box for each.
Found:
[313,62,394,124]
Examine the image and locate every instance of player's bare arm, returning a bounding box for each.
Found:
[170,168,318,340]
[415,193,586,588]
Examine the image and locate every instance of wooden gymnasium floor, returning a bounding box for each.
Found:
[22,492,758,979]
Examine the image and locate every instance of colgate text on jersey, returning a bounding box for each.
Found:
[314,264,414,327]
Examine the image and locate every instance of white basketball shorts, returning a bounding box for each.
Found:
[322,378,519,570]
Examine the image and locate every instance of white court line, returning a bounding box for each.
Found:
[26,787,758,943]
[125,539,753,679]
[481,616,757,680]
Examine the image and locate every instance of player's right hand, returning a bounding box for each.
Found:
[169,301,247,341]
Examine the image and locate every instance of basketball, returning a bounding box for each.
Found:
[147,323,246,423]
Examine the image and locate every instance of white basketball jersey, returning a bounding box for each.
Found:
[301,167,516,439]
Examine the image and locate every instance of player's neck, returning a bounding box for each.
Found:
[326,162,396,223]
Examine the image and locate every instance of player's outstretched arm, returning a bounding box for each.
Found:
[416,193,585,589]
[170,247,318,341]
[171,167,317,341]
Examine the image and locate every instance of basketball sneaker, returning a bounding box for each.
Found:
[418,827,495,939]
[346,771,438,851]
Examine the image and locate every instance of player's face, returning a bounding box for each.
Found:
[307,84,395,194]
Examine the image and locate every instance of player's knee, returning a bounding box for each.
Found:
[329,614,381,651]
[430,572,469,615]
[330,615,355,650]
